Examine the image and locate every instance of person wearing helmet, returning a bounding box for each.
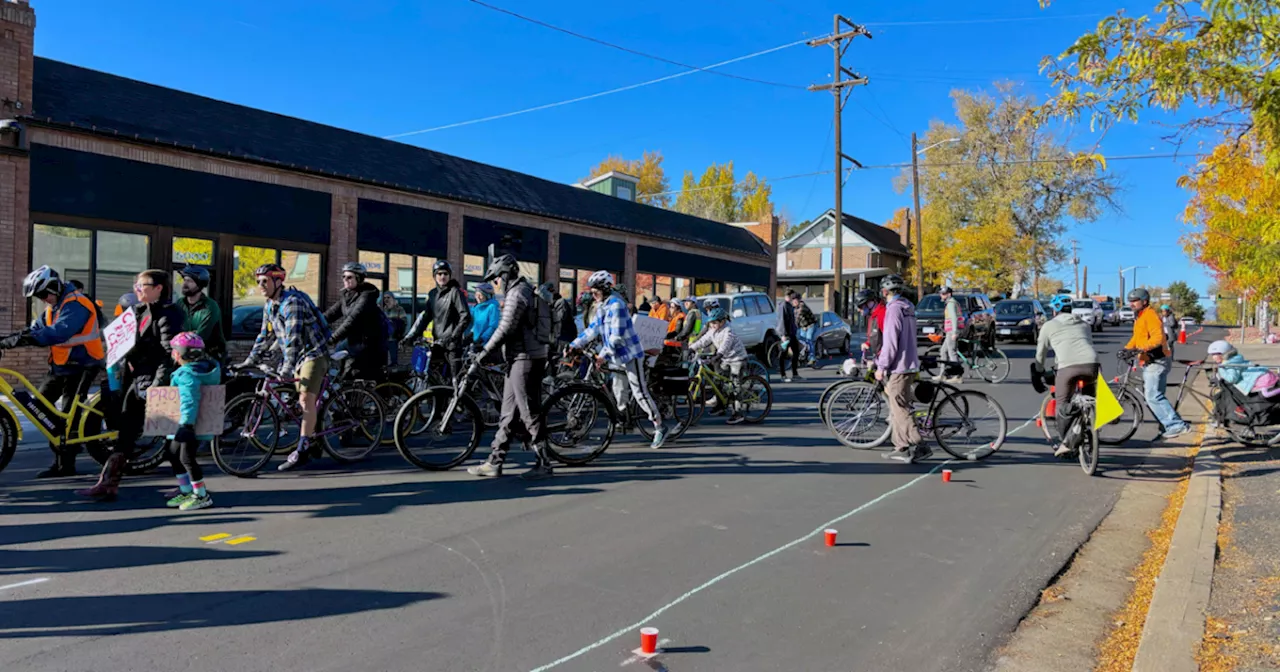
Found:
[689,306,749,424]
[1124,288,1190,438]
[1159,304,1178,352]
[238,263,332,472]
[876,274,930,463]
[469,282,501,348]
[322,262,388,383]
[678,296,702,342]
[0,266,106,478]
[776,290,802,382]
[1035,301,1101,457]
[403,259,472,383]
[937,286,964,384]
[568,270,669,449]
[856,288,885,356]
[1209,339,1277,396]
[661,297,688,362]
[176,264,226,364]
[160,332,221,511]
[467,255,555,479]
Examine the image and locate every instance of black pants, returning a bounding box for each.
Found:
[430,343,464,383]
[166,438,203,481]
[112,384,149,456]
[1055,363,1100,437]
[778,335,800,376]
[39,367,101,454]
[340,345,387,383]
[488,358,547,463]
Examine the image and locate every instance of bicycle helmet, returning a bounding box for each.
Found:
[880,274,905,293]
[482,254,520,282]
[255,263,287,280]
[171,331,206,359]
[855,288,877,309]
[341,261,367,278]
[938,285,954,295]
[432,259,453,275]
[1207,340,1235,356]
[1160,303,1171,311]
[178,265,211,290]
[586,270,615,291]
[23,265,62,299]
[1127,288,1150,302]
[706,306,728,322]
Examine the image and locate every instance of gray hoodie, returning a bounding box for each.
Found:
[1035,312,1098,369]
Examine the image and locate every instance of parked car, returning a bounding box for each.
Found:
[231,304,264,339]
[811,311,853,356]
[1071,298,1105,332]
[698,291,778,354]
[1179,316,1197,326]
[1100,300,1120,325]
[1118,307,1135,322]
[992,299,1048,343]
[916,292,996,345]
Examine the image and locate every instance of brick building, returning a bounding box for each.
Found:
[0,1,775,380]
[776,209,910,314]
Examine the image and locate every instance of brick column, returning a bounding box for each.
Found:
[623,240,637,293]
[545,227,560,288]
[328,191,356,302]
[446,208,463,274]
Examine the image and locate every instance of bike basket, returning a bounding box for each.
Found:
[411,346,430,374]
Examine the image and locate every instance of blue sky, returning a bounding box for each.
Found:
[34,0,1214,297]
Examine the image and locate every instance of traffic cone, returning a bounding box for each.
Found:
[1178,322,1187,344]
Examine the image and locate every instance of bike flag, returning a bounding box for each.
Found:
[1094,374,1124,429]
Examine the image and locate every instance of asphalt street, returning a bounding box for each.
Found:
[0,328,1182,671]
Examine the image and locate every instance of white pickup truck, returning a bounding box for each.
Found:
[699,291,780,355]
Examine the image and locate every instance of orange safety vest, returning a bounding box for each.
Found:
[44,291,105,365]
[664,310,686,348]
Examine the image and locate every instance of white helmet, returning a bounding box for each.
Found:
[586,270,615,291]
[23,265,62,299]
[842,357,859,377]
[1207,340,1235,356]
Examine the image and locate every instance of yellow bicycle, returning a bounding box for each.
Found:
[0,351,166,475]
[688,354,773,424]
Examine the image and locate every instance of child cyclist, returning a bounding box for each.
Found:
[688,306,749,425]
[164,332,220,511]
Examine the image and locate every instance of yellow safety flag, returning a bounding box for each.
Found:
[1095,373,1124,429]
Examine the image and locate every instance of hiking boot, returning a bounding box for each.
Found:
[75,453,124,501]
[519,462,554,481]
[179,494,213,511]
[467,460,503,478]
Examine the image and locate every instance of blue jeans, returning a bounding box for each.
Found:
[799,326,816,359]
[1143,359,1188,433]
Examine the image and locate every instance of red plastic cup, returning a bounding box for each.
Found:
[640,627,659,654]
[824,529,838,547]
[942,469,953,483]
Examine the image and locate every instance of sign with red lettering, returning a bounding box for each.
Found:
[102,310,137,369]
[142,385,226,437]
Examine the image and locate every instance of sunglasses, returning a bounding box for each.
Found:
[256,278,274,286]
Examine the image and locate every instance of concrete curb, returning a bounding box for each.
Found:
[1131,442,1222,672]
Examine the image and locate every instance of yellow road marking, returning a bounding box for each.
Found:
[199,533,232,542]
[225,536,257,546]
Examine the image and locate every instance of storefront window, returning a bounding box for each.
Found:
[518,261,541,285]
[655,275,674,302]
[31,225,92,320]
[463,254,486,279]
[281,250,321,302]
[98,231,151,305]
[231,245,276,338]
[634,273,655,303]
[674,277,691,299]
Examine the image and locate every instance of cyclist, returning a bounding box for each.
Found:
[661,298,687,363]
[467,254,554,480]
[568,270,669,449]
[79,269,185,500]
[856,288,885,356]
[680,296,703,341]
[162,332,220,511]
[237,263,333,472]
[176,265,227,364]
[794,295,818,364]
[1034,302,1100,457]
[649,294,671,322]
[1160,304,1178,352]
[470,281,501,347]
[1123,288,1190,439]
[0,266,106,478]
[403,260,472,384]
[381,292,408,365]
[688,306,748,424]
[938,286,963,384]
[875,274,929,463]
[324,262,388,383]
[776,290,801,382]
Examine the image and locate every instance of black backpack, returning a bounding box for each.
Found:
[526,285,554,347]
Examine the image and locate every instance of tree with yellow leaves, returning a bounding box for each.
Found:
[584,151,671,207]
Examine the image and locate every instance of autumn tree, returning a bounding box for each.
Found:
[899,85,1120,295]
[673,161,774,223]
[584,151,671,207]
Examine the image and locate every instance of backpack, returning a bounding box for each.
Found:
[525,285,554,346]
[797,302,817,328]
[284,287,334,343]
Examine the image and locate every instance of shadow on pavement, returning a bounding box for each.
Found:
[0,515,259,547]
[0,544,279,575]
[0,588,447,638]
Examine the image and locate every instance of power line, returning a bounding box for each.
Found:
[467,0,807,90]
[383,37,812,138]
[863,13,1102,27]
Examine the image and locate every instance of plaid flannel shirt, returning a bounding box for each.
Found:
[571,294,644,365]
[248,289,331,375]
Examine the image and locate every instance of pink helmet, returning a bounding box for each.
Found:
[171,331,205,353]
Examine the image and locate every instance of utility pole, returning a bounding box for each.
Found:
[1071,239,1080,298]
[912,132,924,297]
[1118,264,1124,303]
[809,15,870,318]
[1083,265,1088,298]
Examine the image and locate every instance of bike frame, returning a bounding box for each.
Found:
[0,366,115,446]
[249,370,360,441]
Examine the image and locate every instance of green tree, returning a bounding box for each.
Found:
[584,151,671,207]
[232,247,277,301]
[1167,280,1206,322]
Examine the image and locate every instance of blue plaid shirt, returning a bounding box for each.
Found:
[571,294,644,365]
[248,289,331,375]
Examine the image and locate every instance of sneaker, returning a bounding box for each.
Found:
[783,377,793,384]
[179,494,212,511]
[944,376,963,384]
[467,460,503,478]
[912,445,934,462]
[277,449,311,472]
[883,447,914,463]
[1161,425,1192,440]
[1053,443,1075,458]
[519,462,554,480]
[162,487,184,500]
[166,493,192,508]
[791,374,803,381]
[650,425,669,450]
[726,414,745,425]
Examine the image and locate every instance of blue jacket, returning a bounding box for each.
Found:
[470,299,500,345]
[169,358,221,440]
[1218,353,1269,395]
[30,288,104,375]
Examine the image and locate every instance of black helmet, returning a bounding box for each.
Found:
[432,259,452,275]
[482,254,520,282]
[880,274,905,293]
[255,263,286,280]
[341,261,367,278]
[1127,288,1150,303]
[938,285,954,295]
[855,288,877,309]
[179,265,211,290]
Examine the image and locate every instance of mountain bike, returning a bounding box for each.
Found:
[687,353,773,424]
[920,336,1010,383]
[1031,364,1100,475]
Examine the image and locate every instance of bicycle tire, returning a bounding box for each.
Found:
[745,357,770,382]
[819,379,855,427]
[824,381,892,449]
[1079,409,1100,476]
[373,381,412,446]
[321,387,385,462]
[0,410,17,474]
[541,384,616,465]
[739,375,773,424]
[82,394,168,475]
[393,387,483,471]
[931,389,1007,460]
[1099,387,1144,445]
[635,392,695,442]
[212,394,280,477]
[766,341,782,370]
[974,348,1010,384]
[920,345,943,376]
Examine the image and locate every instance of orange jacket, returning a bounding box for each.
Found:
[649,302,670,322]
[1126,306,1170,357]
[664,309,686,348]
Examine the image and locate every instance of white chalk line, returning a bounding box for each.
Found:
[527,460,954,672]
[0,577,50,592]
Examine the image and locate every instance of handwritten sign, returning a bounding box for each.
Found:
[142,385,226,437]
[632,315,669,352]
[102,310,137,369]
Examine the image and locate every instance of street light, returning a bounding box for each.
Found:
[1119,265,1148,301]
[912,135,960,296]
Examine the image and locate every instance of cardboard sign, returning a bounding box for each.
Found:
[633,315,670,352]
[142,385,226,437]
[102,310,137,369]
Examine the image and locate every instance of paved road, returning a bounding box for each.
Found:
[1,328,1175,671]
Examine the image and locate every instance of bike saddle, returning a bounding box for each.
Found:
[1175,359,1202,366]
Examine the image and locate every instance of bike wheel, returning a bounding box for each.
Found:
[212,394,280,477]
[920,345,943,377]
[1079,412,1100,476]
[635,392,695,441]
[765,341,782,370]
[931,389,1007,460]
[1098,387,1144,445]
[0,410,17,474]
[81,394,168,475]
[270,384,302,454]
[320,387,384,462]
[825,382,892,449]
[394,387,482,470]
[745,357,770,382]
[374,381,412,446]
[738,375,773,423]
[973,348,1010,384]
[541,384,617,465]
[819,379,851,427]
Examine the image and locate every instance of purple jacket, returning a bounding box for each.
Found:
[876,295,919,374]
